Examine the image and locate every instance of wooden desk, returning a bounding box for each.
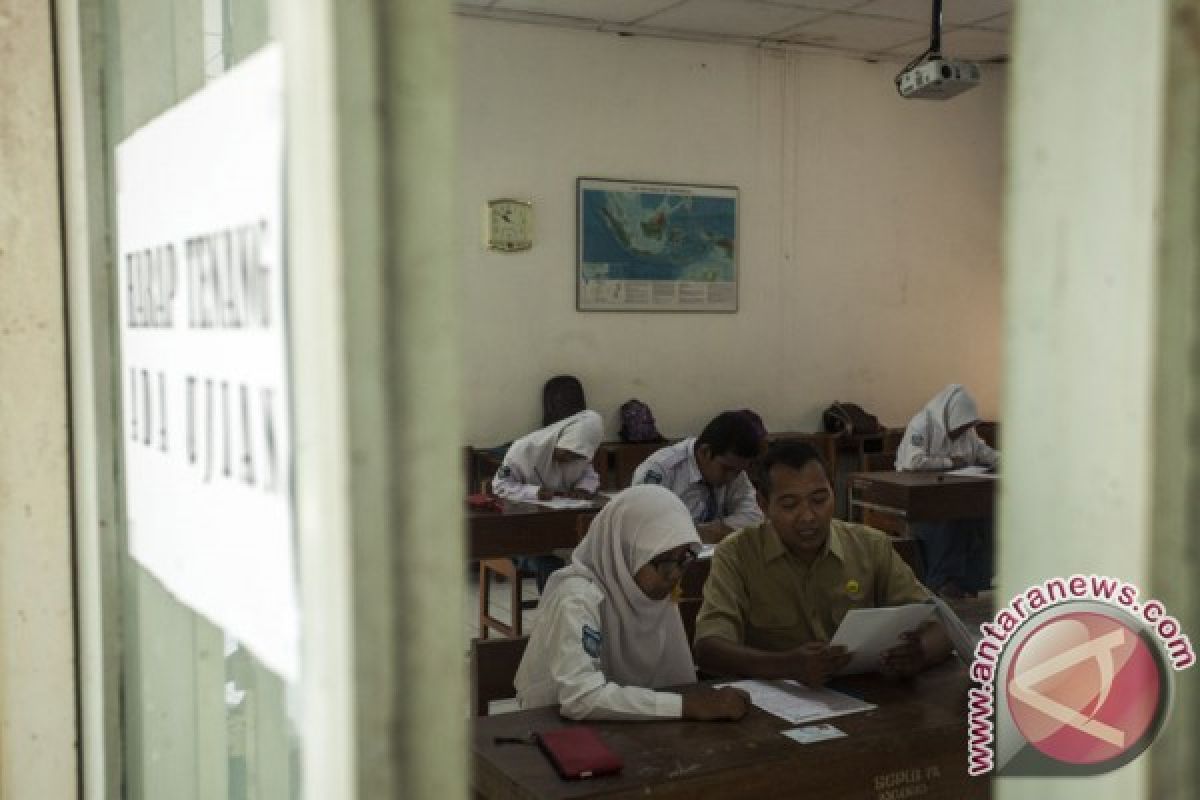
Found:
[468,501,601,560]
[848,471,995,523]
[472,663,988,799]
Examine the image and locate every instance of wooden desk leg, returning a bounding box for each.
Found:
[479,558,522,639]
[478,563,492,641]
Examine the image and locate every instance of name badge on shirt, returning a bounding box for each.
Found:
[845,578,863,599]
[643,470,663,485]
[581,624,603,657]
[911,433,924,446]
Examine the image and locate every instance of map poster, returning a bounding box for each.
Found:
[577,178,738,312]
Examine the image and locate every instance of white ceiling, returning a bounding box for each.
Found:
[455,0,1011,62]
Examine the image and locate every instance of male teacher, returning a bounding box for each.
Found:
[693,441,951,686]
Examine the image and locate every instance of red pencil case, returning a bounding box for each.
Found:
[466,493,502,511]
[534,727,623,780]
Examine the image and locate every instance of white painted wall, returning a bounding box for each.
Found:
[458,18,1007,444]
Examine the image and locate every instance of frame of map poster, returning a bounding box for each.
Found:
[576,177,738,312]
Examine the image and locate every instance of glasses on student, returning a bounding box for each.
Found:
[649,548,698,576]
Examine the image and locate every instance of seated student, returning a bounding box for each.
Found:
[894,384,998,598]
[631,411,763,544]
[895,384,998,472]
[492,409,604,590]
[514,485,750,721]
[693,441,951,686]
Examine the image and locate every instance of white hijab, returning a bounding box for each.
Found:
[924,384,980,437]
[504,409,604,486]
[534,485,700,689]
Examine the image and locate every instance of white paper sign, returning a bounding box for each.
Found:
[116,44,297,680]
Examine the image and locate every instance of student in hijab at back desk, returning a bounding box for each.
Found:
[492,409,605,591]
[895,384,998,599]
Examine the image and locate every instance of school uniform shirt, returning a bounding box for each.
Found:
[693,519,929,651]
[514,485,700,720]
[515,576,684,720]
[894,384,999,471]
[492,410,603,502]
[630,437,763,530]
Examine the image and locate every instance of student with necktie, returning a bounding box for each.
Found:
[631,411,763,544]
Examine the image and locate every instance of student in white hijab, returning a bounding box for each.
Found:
[492,409,605,503]
[894,384,997,598]
[894,384,998,472]
[492,410,606,591]
[515,485,749,721]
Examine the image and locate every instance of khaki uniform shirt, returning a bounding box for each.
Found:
[694,519,929,650]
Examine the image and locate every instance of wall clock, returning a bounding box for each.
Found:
[486,198,533,252]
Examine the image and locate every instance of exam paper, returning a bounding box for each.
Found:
[529,497,596,509]
[946,466,998,478]
[714,679,875,725]
[929,594,981,664]
[830,603,935,674]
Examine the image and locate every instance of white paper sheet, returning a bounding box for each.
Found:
[946,466,998,478]
[830,603,935,675]
[714,679,876,725]
[929,595,981,663]
[529,496,596,509]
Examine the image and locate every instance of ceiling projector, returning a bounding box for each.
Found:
[897,58,981,100]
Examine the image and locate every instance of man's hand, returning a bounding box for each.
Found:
[783,643,851,687]
[536,486,554,501]
[949,456,968,469]
[562,488,596,500]
[880,630,926,678]
[681,686,751,721]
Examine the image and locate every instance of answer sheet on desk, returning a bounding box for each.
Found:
[529,497,595,509]
[713,679,875,725]
[946,466,998,478]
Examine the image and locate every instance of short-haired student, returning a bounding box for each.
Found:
[632,410,764,544]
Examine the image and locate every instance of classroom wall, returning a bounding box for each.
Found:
[458,18,1006,444]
